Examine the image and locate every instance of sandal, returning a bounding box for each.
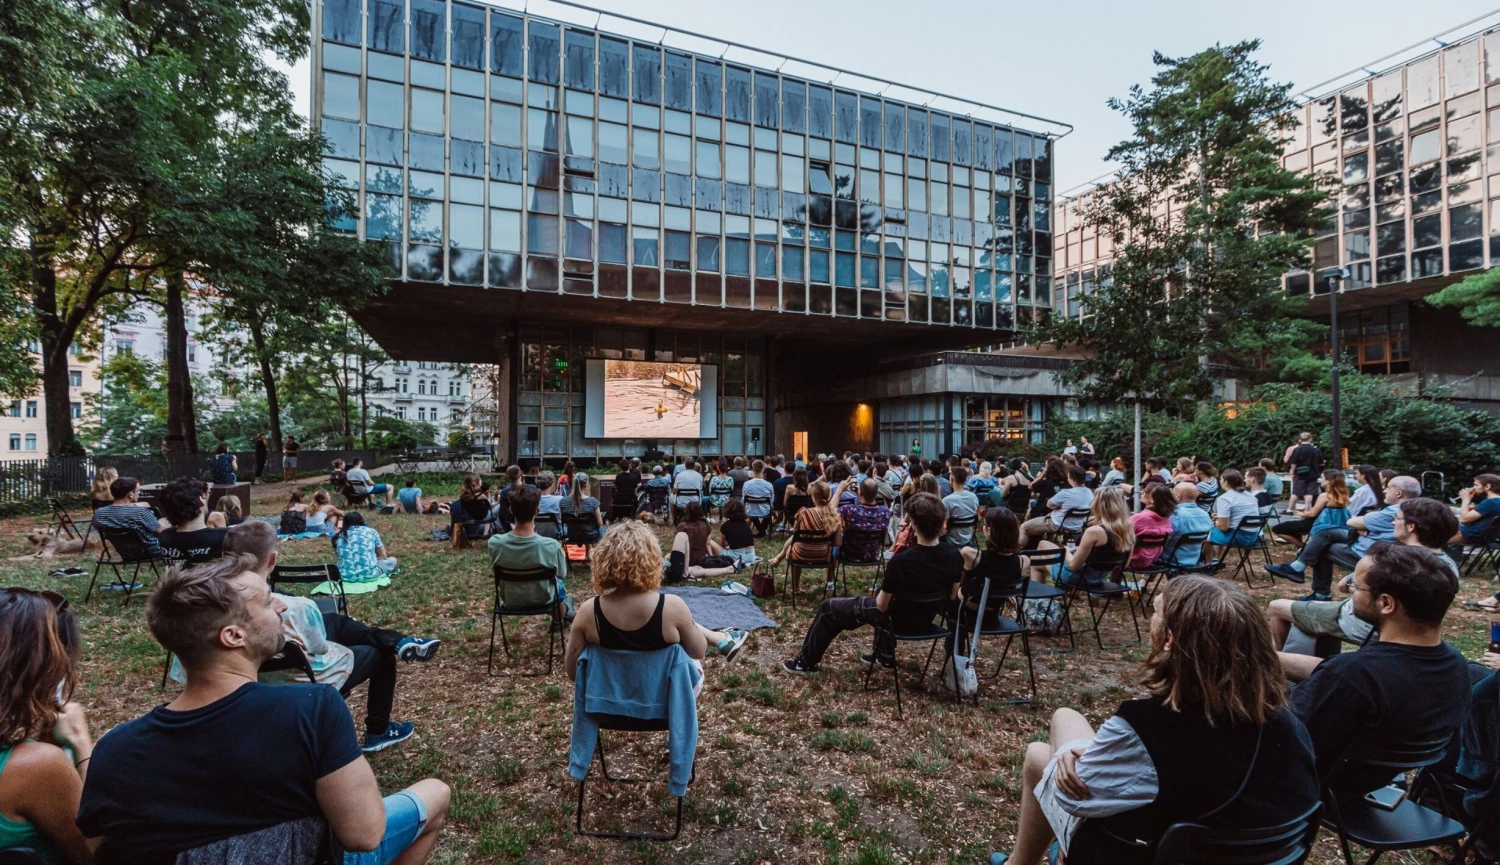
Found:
[1463,599,1500,611]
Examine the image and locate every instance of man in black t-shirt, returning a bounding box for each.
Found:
[154,476,229,564]
[78,555,450,863]
[1285,543,1471,797]
[782,492,961,674]
[1287,432,1324,512]
[613,458,642,513]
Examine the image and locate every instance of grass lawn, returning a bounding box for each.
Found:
[4,472,1490,864]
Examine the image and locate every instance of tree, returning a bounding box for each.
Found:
[1427,266,1500,328]
[1026,41,1332,496]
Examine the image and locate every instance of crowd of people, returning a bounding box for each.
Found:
[10,434,1500,864]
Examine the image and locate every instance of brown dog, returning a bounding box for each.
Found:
[15,528,99,559]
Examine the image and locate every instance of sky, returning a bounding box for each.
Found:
[275,0,1494,193]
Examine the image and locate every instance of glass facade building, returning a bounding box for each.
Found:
[312,0,1065,332]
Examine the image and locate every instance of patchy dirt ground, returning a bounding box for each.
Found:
[7,476,1485,864]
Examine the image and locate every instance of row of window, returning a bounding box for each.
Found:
[6,397,83,419]
[8,434,36,451]
[387,377,465,395]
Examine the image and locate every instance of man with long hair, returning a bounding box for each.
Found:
[994,577,1318,864]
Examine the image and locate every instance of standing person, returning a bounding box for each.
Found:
[253,433,269,484]
[909,438,922,461]
[0,587,96,864]
[1062,439,1078,456]
[1286,432,1323,514]
[77,556,450,863]
[1078,436,1095,456]
[281,435,300,482]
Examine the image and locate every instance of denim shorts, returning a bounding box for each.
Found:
[342,790,427,865]
[1209,527,1260,548]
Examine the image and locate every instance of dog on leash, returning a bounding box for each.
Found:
[16,528,100,559]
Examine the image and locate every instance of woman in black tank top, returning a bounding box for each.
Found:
[958,508,1030,626]
[563,522,752,674]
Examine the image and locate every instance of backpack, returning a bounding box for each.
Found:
[279,509,307,534]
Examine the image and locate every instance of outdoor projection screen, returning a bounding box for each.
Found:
[585,360,718,440]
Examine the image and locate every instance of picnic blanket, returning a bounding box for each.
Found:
[660,587,778,631]
[278,531,328,540]
[311,575,392,596]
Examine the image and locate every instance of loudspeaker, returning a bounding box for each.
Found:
[526,426,538,442]
[750,427,761,443]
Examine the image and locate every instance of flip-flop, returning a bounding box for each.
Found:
[1462,600,1500,611]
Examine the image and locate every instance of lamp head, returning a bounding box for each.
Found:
[1318,266,1350,282]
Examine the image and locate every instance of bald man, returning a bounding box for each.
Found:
[1166,481,1215,568]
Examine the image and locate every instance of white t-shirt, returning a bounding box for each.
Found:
[673,469,705,504]
[742,477,775,517]
[1048,485,1095,528]
[1213,489,1260,532]
[346,467,374,492]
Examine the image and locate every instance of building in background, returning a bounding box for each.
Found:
[311,0,1072,461]
[1052,12,1500,414]
[0,342,102,457]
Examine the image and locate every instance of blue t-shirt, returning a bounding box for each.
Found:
[77,682,362,860]
[1350,504,1399,556]
[1168,503,1215,566]
[1463,497,1500,543]
[397,486,422,510]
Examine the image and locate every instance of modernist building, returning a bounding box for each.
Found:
[310,0,1074,461]
[1053,15,1500,413]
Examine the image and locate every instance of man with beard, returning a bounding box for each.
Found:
[1280,543,1471,800]
[78,555,450,863]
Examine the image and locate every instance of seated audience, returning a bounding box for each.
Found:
[948,508,1031,656]
[1205,469,1260,562]
[1347,465,1384,516]
[78,556,449,863]
[1101,457,1127,488]
[768,480,842,596]
[1271,469,1350,548]
[1267,474,1421,600]
[943,467,981,546]
[782,492,960,674]
[346,458,394,509]
[534,471,563,538]
[306,490,345,537]
[488,485,574,622]
[396,479,424,514]
[1193,461,1221,500]
[825,461,857,507]
[1280,543,1471,803]
[965,463,999,500]
[210,442,238,485]
[1020,465,1093,549]
[666,501,742,583]
[1164,481,1214,568]
[741,461,776,536]
[0,587,94,864]
[1146,456,1172,487]
[1457,474,1500,546]
[1032,487,1135,588]
[91,466,119,511]
[670,461,705,522]
[224,522,440,751]
[1127,483,1176,571]
[157,477,230,564]
[716,499,759,568]
[612,459,642,517]
[994,577,1318,865]
[493,465,527,530]
[210,495,244,528]
[279,491,311,534]
[92,475,166,555]
[728,456,752,499]
[1244,467,1277,516]
[558,472,603,544]
[565,521,749,673]
[556,460,576,498]
[1258,457,1283,501]
[838,478,893,563]
[450,472,495,544]
[1001,458,1034,518]
[705,462,734,510]
[639,464,673,514]
[334,512,398,585]
[1270,498,1459,652]
[1170,456,1195,484]
[781,468,814,527]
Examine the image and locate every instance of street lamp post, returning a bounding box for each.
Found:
[1318,266,1350,468]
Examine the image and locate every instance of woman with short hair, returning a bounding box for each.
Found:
[0,587,95,864]
[564,521,748,672]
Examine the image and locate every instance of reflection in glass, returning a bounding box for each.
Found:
[367,0,403,53]
[633,45,661,105]
[410,0,444,61]
[450,4,486,70]
[665,52,693,111]
[930,114,950,162]
[808,85,832,139]
[782,80,806,134]
[599,37,629,98]
[527,109,558,151]
[451,95,484,141]
[835,92,858,145]
[322,72,360,121]
[565,31,595,91]
[529,22,560,84]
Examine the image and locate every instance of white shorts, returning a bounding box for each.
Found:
[1035,737,1094,855]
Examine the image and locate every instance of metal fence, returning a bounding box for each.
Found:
[0,455,93,503]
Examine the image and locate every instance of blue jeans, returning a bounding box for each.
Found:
[342,791,426,865]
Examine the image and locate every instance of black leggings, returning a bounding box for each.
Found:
[325,613,406,736]
[1275,517,1314,539]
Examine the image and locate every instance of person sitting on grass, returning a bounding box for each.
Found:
[665,500,743,583]
[78,555,450,864]
[92,475,167,555]
[223,522,440,752]
[333,512,398,587]
[488,485,574,624]
[0,587,95,864]
[782,492,960,675]
[1269,498,1459,654]
[305,490,346,537]
[209,495,244,528]
[717,498,760,568]
[158,476,230,564]
[992,576,1318,865]
[565,521,749,674]
[395,479,424,514]
[767,480,841,597]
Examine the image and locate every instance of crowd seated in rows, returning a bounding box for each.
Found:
[1030,487,1134,588]
[78,555,450,864]
[1019,465,1093,549]
[1266,474,1421,600]
[488,485,574,624]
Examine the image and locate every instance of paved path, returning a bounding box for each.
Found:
[248,462,403,506]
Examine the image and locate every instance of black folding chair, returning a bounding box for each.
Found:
[533,512,563,540]
[1224,514,1274,590]
[775,528,835,607]
[955,577,1038,706]
[561,512,600,561]
[781,494,813,535]
[946,515,979,547]
[1124,533,1168,597]
[836,527,888,596]
[575,706,695,840]
[1057,549,1141,650]
[47,497,90,544]
[87,527,166,605]
[1134,531,1216,605]
[864,589,957,718]
[1320,732,1468,865]
[1460,521,1500,577]
[489,565,564,677]
[644,485,670,519]
[1057,507,1093,545]
[1151,801,1323,865]
[270,563,347,616]
[744,493,774,534]
[1018,547,1071,651]
[669,487,701,524]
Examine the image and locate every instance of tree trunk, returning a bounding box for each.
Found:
[30,248,83,456]
[162,270,196,454]
[249,318,283,451]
